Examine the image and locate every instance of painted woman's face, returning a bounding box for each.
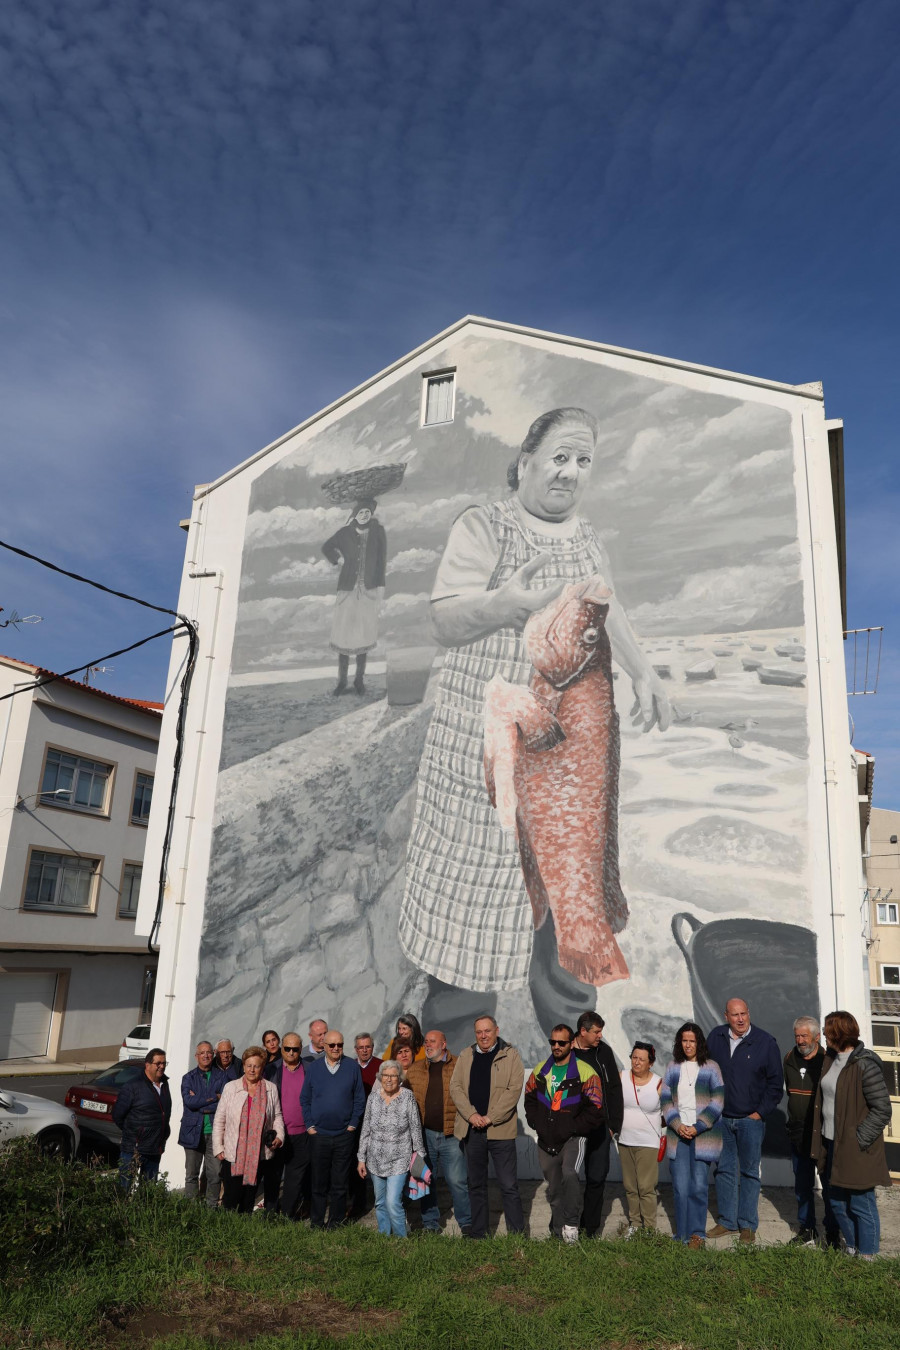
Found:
[516,421,595,522]
[355,508,372,525]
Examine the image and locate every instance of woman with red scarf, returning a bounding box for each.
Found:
[213,1045,285,1212]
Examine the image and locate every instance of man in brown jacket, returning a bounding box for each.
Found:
[406,1030,472,1234]
[449,1015,525,1239]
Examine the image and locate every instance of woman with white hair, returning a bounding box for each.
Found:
[357,1059,425,1236]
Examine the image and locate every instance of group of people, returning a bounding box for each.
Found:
[111,998,892,1256]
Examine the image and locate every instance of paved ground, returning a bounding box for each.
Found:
[358,1177,900,1251]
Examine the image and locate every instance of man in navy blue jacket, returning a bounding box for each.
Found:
[706,999,782,1242]
[300,1029,365,1229]
[177,1041,226,1208]
[112,1047,172,1187]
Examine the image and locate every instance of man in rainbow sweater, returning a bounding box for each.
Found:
[525,1023,604,1244]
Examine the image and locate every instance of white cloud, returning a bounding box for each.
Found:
[386,547,441,575]
[270,556,335,584]
[629,545,802,634]
[382,591,430,615]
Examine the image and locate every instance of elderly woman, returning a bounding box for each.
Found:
[212,1045,284,1213]
[399,407,669,1038]
[811,1010,892,1258]
[618,1042,663,1234]
[322,498,386,695]
[383,1014,425,1062]
[660,1023,725,1248]
[357,1059,425,1236]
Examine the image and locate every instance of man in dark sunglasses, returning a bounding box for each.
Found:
[263,1033,309,1218]
[300,1030,365,1228]
[524,1024,603,1244]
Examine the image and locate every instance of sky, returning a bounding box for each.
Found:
[0,0,898,799]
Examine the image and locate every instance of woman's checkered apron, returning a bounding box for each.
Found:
[398,498,611,992]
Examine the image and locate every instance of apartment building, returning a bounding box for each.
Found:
[865,801,900,1176]
[0,654,161,1062]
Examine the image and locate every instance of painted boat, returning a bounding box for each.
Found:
[652,663,672,679]
[757,665,805,687]
[685,660,717,681]
[750,643,766,651]
[774,642,804,657]
[712,648,732,657]
[741,657,763,671]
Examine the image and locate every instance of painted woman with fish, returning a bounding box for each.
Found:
[399,407,670,1038]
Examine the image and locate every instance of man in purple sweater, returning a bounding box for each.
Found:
[300,1030,365,1229]
[264,1031,309,1219]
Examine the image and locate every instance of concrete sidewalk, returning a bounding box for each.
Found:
[0,1057,111,1078]
[358,1177,900,1252]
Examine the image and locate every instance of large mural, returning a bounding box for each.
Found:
[196,333,816,1151]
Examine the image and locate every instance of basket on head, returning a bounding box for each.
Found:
[320,463,406,506]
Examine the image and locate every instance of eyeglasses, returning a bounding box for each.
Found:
[549,1039,571,1047]
[326,1042,344,1048]
[282,1046,301,1053]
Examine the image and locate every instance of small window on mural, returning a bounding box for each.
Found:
[422,372,455,426]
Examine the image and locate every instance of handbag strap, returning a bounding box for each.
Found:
[630,1072,662,1139]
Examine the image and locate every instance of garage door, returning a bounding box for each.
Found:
[0,972,57,1059]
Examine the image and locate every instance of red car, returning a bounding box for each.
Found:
[64,1060,148,1149]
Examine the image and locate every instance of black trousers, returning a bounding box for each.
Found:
[263,1132,310,1217]
[580,1127,612,1236]
[463,1131,525,1239]
[309,1131,356,1229]
[221,1158,263,1214]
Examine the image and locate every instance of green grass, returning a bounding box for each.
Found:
[1,1144,899,1350]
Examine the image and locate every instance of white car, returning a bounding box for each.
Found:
[0,1086,80,1160]
[118,1023,152,1062]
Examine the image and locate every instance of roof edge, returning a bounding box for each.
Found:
[194,314,826,500]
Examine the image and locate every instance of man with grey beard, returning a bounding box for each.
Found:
[783,1016,839,1247]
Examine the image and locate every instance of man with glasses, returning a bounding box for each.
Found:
[213,1039,241,1082]
[525,1024,603,1243]
[177,1041,226,1207]
[264,1032,310,1218]
[300,1030,365,1228]
[573,1010,624,1238]
[113,1047,172,1188]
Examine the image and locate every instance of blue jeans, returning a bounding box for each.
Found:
[714,1116,765,1231]
[419,1129,472,1232]
[791,1145,839,1237]
[669,1136,712,1242]
[118,1150,160,1189]
[372,1172,407,1236]
[823,1140,880,1256]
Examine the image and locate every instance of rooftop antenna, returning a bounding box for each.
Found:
[0,608,43,630]
[83,665,115,685]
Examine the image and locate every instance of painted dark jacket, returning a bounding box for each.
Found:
[783,1045,826,1152]
[811,1043,891,1189]
[112,1073,172,1156]
[706,1024,783,1118]
[177,1064,227,1149]
[524,1055,603,1153]
[322,522,387,591]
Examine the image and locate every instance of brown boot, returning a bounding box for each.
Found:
[739,1228,756,1244]
[688,1235,705,1250]
[706,1223,735,1239]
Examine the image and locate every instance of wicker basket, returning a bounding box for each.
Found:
[320,463,406,506]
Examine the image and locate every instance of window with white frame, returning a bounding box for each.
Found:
[131,772,154,825]
[118,863,142,918]
[40,748,112,814]
[881,964,900,988]
[876,901,899,925]
[422,371,455,426]
[24,850,99,912]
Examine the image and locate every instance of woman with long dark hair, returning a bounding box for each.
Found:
[660,1023,725,1248]
[811,1010,891,1258]
[382,1013,425,1062]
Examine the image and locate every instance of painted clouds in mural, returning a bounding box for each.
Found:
[199,333,813,1086]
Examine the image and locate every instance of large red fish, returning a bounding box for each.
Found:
[483,576,629,987]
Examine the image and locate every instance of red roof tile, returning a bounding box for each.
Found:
[0,653,163,718]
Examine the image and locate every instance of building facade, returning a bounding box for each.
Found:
[137,316,865,1183]
[864,802,900,1176]
[0,655,160,1061]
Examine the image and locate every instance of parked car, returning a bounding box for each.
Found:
[0,1085,80,1160]
[64,1060,148,1148]
[118,1024,152,1062]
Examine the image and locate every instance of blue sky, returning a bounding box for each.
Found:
[1,0,898,799]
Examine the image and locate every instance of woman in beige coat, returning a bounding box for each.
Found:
[213,1045,284,1212]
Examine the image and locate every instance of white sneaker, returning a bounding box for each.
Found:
[561,1225,579,1245]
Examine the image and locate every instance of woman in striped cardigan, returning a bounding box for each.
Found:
[660,1023,725,1247]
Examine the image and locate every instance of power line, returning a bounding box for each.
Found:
[0,536,198,956]
[0,626,181,703]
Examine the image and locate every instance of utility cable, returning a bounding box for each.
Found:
[0,536,198,955]
[0,625,181,702]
